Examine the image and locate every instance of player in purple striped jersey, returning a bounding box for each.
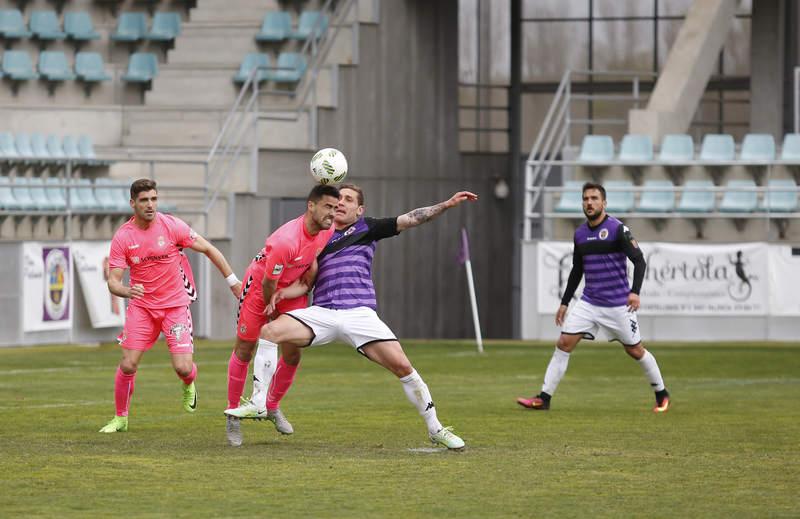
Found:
[234,184,478,449]
[517,182,670,413]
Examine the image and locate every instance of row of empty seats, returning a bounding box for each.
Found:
[0,50,160,84]
[0,177,134,212]
[578,133,800,164]
[255,10,328,42]
[0,9,180,43]
[554,179,799,214]
[0,132,102,164]
[234,52,307,84]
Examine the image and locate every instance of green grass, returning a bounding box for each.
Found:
[1,340,798,518]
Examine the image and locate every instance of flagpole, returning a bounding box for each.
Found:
[460,228,484,353]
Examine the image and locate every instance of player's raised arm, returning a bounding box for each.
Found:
[188,234,242,298]
[396,191,478,231]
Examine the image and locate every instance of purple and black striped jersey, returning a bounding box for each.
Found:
[312,216,400,310]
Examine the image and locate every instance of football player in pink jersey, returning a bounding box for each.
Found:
[224,184,338,446]
[99,178,242,433]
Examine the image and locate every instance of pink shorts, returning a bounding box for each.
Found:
[119,304,194,354]
[236,265,307,342]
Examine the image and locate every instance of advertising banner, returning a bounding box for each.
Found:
[73,241,126,328]
[23,243,72,331]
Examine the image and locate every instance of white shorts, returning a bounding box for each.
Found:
[562,299,642,346]
[286,306,397,350]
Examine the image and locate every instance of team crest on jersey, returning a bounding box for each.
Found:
[239,324,247,335]
[157,236,166,248]
[272,264,284,276]
[131,256,140,264]
[170,323,188,342]
[598,229,609,240]
[343,226,356,237]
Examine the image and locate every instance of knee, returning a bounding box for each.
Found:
[281,347,302,365]
[119,359,138,374]
[556,335,576,352]
[625,344,645,360]
[234,340,256,362]
[174,362,193,378]
[260,322,280,343]
[387,359,413,378]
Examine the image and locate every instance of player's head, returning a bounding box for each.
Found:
[306,184,340,230]
[130,178,158,222]
[582,182,606,221]
[335,183,365,227]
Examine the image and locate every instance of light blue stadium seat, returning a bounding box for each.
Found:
[290,11,328,40]
[30,133,50,159]
[577,135,614,163]
[111,12,147,42]
[677,180,715,213]
[604,180,635,213]
[44,177,67,209]
[95,178,130,211]
[0,132,19,160]
[0,9,32,39]
[618,134,653,162]
[761,179,798,212]
[15,133,36,161]
[75,52,111,82]
[780,134,800,162]
[0,176,22,210]
[234,52,271,83]
[11,177,39,210]
[699,134,735,162]
[719,179,758,213]
[2,50,39,80]
[30,10,66,40]
[112,179,132,210]
[256,11,292,42]
[553,180,583,213]
[265,52,307,83]
[77,135,98,162]
[121,52,158,82]
[740,133,776,162]
[658,134,694,162]
[638,180,675,212]
[27,177,57,210]
[38,51,76,81]
[62,135,81,160]
[145,11,181,41]
[70,178,101,211]
[64,11,100,41]
[46,135,66,159]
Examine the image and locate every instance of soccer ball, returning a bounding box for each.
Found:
[310,148,348,185]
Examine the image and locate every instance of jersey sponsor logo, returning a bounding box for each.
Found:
[272,264,284,276]
[128,244,140,250]
[598,229,609,240]
[157,236,166,248]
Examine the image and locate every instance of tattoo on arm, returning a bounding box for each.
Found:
[402,202,448,227]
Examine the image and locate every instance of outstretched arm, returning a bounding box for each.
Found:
[188,235,242,298]
[396,191,478,231]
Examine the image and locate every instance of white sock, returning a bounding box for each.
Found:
[399,369,443,435]
[638,350,665,392]
[250,339,278,409]
[541,347,571,396]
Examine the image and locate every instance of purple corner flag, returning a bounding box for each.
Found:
[457,228,471,264]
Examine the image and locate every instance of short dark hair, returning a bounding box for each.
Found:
[130,178,157,200]
[582,182,606,201]
[339,183,364,206]
[307,184,340,202]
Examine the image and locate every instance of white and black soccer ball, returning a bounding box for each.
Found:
[310,148,348,185]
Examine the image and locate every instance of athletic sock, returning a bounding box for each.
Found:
[399,369,443,435]
[266,357,298,411]
[227,351,250,410]
[638,350,666,392]
[179,363,197,386]
[541,347,571,396]
[114,366,136,417]
[250,339,278,409]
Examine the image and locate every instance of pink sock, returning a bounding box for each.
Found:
[179,363,197,385]
[227,351,250,409]
[266,358,298,411]
[114,366,136,417]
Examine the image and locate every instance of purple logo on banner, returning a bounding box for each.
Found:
[43,246,70,322]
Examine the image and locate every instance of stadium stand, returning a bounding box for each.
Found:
[29,10,66,42]
[145,11,180,41]
[110,12,147,42]
[0,9,31,39]
[638,180,675,213]
[618,134,653,163]
[121,51,158,82]
[234,52,271,83]
[577,135,614,163]
[255,11,292,42]
[266,51,306,83]
[64,11,101,42]
[657,134,695,162]
[290,11,328,40]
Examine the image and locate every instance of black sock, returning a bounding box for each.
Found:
[538,391,552,403]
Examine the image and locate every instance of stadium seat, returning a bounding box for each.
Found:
[577,135,614,163]
[38,51,76,81]
[0,132,19,160]
[553,180,583,213]
[699,134,735,162]
[290,11,328,40]
[2,50,39,80]
[44,177,67,209]
[618,134,653,162]
[62,135,81,160]
[77,135,99,164]
[15,133,36,161]
[740,134,776,162]
[761,179,798,212]
[677,180,715,213]
[637,180,675,212]
[233,52,271,83]
[145,12,181,41]
[719,179,758,213]
[11,177,39,210]
[0,176,22,210]
[75,52,111,82]
[70,178,101,210]
[603,180,635,213]
[256,11,292,42]
[121,52,158,82]
[111,12,147,42]
[0,9,32,39]
[780,134,800,162]
[30,11,66,41]
[265,52,307,82]
[95,178,129,211]
[30,133,50,159]
[27,177,57,210]
[658,134,694,162]
[64,11,100,41]
[46,135,66,158]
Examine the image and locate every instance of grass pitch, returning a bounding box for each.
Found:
[0,339,798,518]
